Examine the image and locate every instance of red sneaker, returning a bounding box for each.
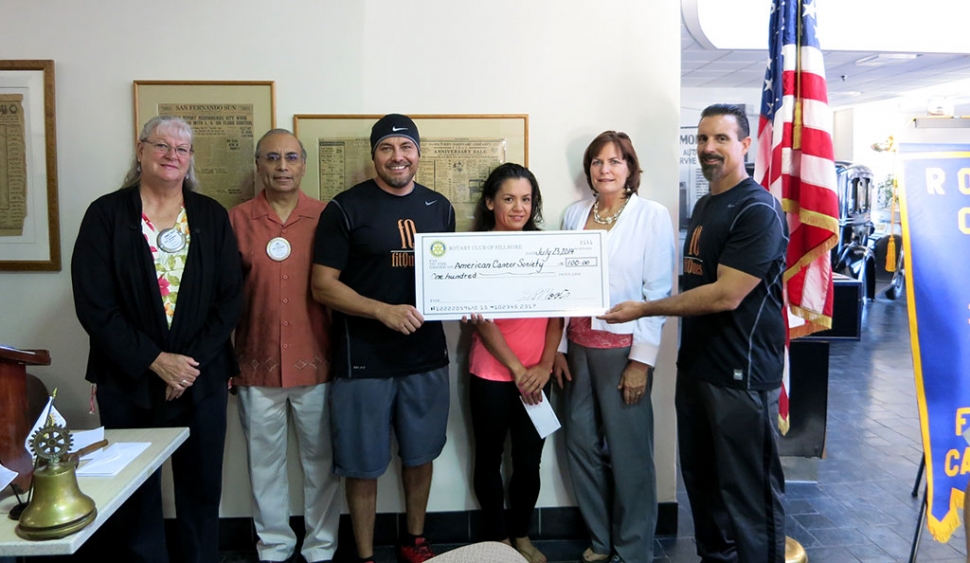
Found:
[397,536,436,563]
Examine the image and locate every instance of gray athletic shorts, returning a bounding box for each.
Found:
[330,366,450,478]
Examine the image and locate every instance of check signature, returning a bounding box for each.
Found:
[520,288,572,301]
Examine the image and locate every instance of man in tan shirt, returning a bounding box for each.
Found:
[229,129,339,563]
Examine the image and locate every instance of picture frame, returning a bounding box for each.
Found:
[133,80,276,209]
[0,60,60,271]
[293,114,528,231]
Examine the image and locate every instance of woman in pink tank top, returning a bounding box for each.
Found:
[464,163,563,563]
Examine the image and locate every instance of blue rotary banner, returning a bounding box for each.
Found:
[900,143,970,542]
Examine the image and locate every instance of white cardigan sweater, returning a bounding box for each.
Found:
[558,193,675,366]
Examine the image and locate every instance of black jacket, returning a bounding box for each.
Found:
[71,185,242,420]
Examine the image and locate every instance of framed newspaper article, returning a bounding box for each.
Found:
[0,60,60,271]
[133,80,276,209]
[293,114,529,232]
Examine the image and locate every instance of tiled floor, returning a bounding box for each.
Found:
[778,293,962,563]
[223,294,959,563]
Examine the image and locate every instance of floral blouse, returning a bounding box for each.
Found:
[141,207,190,327]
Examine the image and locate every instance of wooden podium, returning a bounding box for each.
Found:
[0,345,51,492]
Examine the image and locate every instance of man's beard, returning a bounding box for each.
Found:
[377,165,415,189]
[700,157,723,183]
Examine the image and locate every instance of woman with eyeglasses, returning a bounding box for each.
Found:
[71,115,242,563]
[552,131,675,563]
[463,163,563,563]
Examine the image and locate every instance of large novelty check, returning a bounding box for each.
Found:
[414,230,609,321]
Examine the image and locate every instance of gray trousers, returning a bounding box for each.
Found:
[676,372,786,563]
[563,343,657,563]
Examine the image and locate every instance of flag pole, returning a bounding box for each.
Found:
[792,0,803,151]
[783,4,809,563]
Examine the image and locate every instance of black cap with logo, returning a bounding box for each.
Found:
[370,114,420,156]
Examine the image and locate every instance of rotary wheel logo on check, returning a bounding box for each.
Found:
[430,241,446,257]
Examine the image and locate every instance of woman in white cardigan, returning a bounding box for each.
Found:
[553,131,675,563]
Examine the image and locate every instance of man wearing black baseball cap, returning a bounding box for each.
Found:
[370,113,421,156]
[312,114,455,563]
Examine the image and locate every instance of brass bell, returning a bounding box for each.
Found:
[15,459,97,540]
[15,424,97,540]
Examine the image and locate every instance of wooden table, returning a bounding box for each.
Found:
[0,427,188,558]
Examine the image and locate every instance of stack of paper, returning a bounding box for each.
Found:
[77,443,151,476]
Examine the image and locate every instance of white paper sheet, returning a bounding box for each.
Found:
[520,391,561,439]
[76,442,151,476]
[0,462,18,491]
[69,426,105,453]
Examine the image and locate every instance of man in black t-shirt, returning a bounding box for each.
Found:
[312,114,455,563]
[602,104,788,563]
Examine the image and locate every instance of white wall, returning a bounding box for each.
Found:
[0,0,682,517]
[832,109,855,162]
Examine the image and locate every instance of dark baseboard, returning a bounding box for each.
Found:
[216,502,679,554]
[25,504,677,561]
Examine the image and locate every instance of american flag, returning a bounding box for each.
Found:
[753,0,840,434]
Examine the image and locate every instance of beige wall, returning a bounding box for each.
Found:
[0,0,682,516]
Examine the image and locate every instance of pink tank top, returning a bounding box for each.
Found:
[469,317,550,382]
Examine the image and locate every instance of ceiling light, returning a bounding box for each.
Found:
[926,97,954,116]
[855,53,920,67]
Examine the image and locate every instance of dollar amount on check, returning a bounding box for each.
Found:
[414,230,610,321]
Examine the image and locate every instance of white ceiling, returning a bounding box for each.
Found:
[681,19,970,108]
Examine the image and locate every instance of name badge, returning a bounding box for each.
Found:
[266,237,291,261]
[157,228,186,253]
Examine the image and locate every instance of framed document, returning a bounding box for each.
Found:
[292,114,528,231]
[414,230,609,320]
[133,80,276,209]
[0,60,59,271]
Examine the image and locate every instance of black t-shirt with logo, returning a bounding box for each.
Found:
[314,180,455,378]
[677,177,788,390]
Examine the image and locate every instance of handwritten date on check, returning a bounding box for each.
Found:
[414,231,610,321]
